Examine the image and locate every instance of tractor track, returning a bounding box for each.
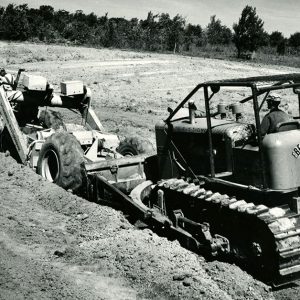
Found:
[0,153,275,300]
[155,178,300,286]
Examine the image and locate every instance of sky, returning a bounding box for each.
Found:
[1,0,299,37]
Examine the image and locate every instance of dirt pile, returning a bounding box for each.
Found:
[0,153,274,299]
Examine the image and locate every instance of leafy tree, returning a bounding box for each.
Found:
[269,31,286,55]
[97,12,108,26]
[157,13,172,50]
[184,24,204,50]
[52,9,71,34]
[269,31,284,47]
[4,2,296,59]
[0,6,6,37]
[206,15,232,45]
[91,13,108,46]
[103,19,119,47]
[0,6,4,20]
[26,8,41,38]
[39,5,54,22]
[156,13,185,52]
[289,32,300,48]
[169,14,185,52]
[233,6,265,57]
[140,11,159,50]
[108,18,132,48]
[1,4,30,40]
[260,31,269,47]
[27,5,56,41]
[277,40,286,55]
[73,10,86,23]
[127,18,143,49]
[86,13,98,27]
[63,21,92,44]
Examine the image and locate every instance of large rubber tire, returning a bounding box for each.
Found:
[117,136,154,156]
[39,110,66,131]
[37,132,86,194]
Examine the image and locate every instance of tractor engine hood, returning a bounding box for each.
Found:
[156,118,254,145]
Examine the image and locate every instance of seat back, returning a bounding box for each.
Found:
[276,121,300,132]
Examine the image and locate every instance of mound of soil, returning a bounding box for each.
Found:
[0,153,274,299]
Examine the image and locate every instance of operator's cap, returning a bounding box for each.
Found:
[0,68,6,74]
[267,92,281,103]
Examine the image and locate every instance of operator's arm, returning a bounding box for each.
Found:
[260,114,270,137]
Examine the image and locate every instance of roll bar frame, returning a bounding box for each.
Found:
[165,73,300,189]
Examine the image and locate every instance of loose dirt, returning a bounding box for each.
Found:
[0,41,299,299]
[0,153,273,300]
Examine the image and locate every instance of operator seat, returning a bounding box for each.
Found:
[275,121,300,132]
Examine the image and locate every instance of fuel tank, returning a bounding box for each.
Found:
[262,130,300,190]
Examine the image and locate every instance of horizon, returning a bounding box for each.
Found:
[1,0,299,37]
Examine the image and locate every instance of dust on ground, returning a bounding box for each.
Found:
[0,41,299,299]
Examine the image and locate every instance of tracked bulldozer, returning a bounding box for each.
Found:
[127,73,300,286]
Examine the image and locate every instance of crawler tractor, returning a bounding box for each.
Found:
[128,73,300,286]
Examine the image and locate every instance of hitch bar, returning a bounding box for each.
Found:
[85,154,148,172]
[88,174,230,257]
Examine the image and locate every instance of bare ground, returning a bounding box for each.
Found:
[0,41,300,299]
[0,153,273,300]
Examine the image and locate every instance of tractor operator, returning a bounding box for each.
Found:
[0,68,23,103]
[0,68,14,91]
[261,93,290,136]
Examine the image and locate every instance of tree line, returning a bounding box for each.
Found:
[0,3,299,58]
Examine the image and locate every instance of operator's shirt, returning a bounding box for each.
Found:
[0,74,22,102]
[261,108,290,136]
[0,73,14,91]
